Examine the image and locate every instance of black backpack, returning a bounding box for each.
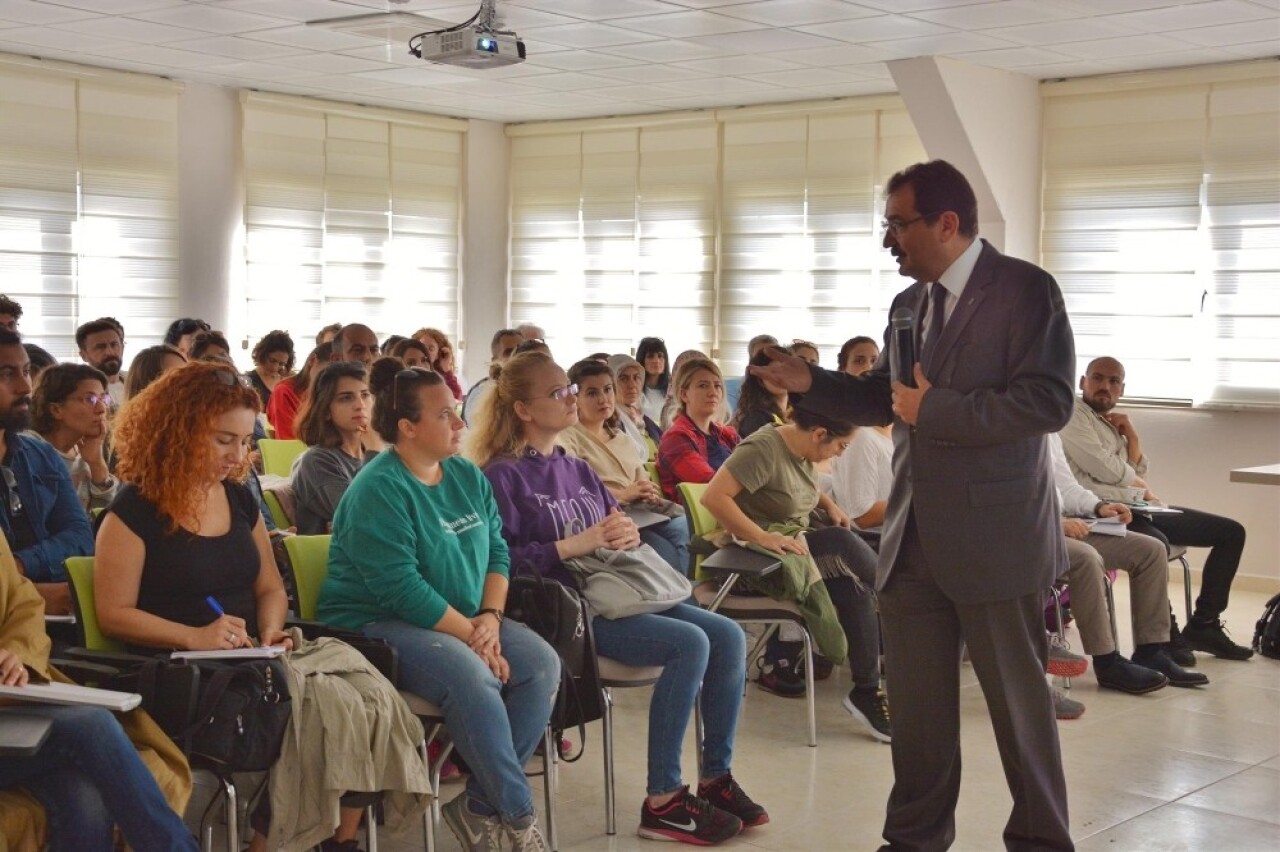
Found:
[505,571,603,761]
[1253,592,1280,660]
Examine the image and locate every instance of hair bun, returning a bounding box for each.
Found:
[368,356,402,395]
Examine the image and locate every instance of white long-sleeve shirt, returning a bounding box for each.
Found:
[1049,432,1104,517]
[823,426,892,529]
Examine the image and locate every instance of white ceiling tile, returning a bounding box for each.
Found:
[607,10,765,38]
[1015,59,1125,80]
[86,43,244,69]
[262,51,395,74]
[1056,0,1219,12]
[660,74,781,95]
[507,70,628,91]
[910,0,1081,30]
[780,43,897,67]
[591,63,712,83]
[1053,33,1206,60]
[608,38,734,61]
[1100,0,1277,32]
[689,27,847,53]
[44,0,183,12]
[796,14,957,43]
[518,22,663,48]
[1119,46,1256,69]
[239,24,377,52]
[713,1,883,27]
[0,0,101,25]
[952,46,1078,70]
[219,0,365,24]
[530,50,644,71]
[830,61,893,80]
[854,0,1001,10]
[198,59,322,82]
[165,34,310,60]
[573,81,688,101]
[0,25,131,52]
[353,65,482,86]
[339,43,452,66]
[743,67,878,87]
[50,15,203,43]
[671,54,804,75]
[1169,18,1280,46]
[987,18,1144,46]
[287,72,406,93]
[867,31,1021,59]
[506,0,684,22]
[132,4,287,34]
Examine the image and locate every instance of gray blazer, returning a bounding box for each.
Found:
[804,240,1075,604]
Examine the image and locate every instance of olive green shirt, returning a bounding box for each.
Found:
[724,425,817,528]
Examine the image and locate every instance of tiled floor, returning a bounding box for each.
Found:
[357,579,1280,851]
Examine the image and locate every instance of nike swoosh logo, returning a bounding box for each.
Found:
[661,818,697,831]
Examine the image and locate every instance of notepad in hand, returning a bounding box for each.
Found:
[170,645,289,662]
[0,681,142,712]
[1086,517,1127,537]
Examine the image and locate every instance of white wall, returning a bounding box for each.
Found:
[1120,405,1280,584]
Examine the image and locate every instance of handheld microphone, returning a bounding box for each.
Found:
[890,307,916,388]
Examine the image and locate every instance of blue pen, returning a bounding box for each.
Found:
[205,596,225,617]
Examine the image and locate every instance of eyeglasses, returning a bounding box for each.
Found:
[73,393,112,408]
[524,383,578,403]
[1,466,23,518]
[392,367,434,413]
[880,213,935,237]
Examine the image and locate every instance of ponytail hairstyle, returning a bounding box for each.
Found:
[732,349,788,431]
[367,356,443,444]
[465,350,554,469]
[790,402,854,442]
[837,336,878,373]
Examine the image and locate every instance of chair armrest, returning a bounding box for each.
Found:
[700,544,783,577]
[58,647,156,669]
[49,658,126,685]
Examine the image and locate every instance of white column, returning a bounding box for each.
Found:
[459,119,510,386]
[888,57,1042,260]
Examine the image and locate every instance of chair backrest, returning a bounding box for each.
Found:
[258,439,307,478]
[677,482,718,538]
[643,435,658,463]
[644,462,660,486]
[64,556,126,652]
[262,490,291,529]
[283,534,332,620]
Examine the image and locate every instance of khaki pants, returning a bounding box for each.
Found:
[1063,530,1171,655]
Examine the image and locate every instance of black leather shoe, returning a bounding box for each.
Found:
[1181,619,1254,661]
[1133,647,1209,688]
[1167,617,1198,667]
[1095,656,1168,694]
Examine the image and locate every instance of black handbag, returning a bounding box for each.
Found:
[140,657,291,774]
[505,571,603,761]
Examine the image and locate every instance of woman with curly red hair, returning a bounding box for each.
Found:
[94,361,427,852]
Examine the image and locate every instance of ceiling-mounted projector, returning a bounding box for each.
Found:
[409,0,525,69]
[413,28,524,68]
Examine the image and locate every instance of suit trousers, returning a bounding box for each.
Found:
[879,516,1072,852]
[1063,533,1171,655]
[1127,507,1244,622]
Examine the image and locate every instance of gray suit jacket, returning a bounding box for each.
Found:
[804,240,1075,604]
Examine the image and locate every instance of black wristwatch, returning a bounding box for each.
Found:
[477,608,504,624]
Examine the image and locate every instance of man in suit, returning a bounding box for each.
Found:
[754,160,1075,851]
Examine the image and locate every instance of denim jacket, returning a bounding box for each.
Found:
[1,432,94,581]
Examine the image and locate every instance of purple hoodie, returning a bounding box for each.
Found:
[483,446,620,586]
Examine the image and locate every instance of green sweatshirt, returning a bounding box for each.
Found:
[318,450,510,630]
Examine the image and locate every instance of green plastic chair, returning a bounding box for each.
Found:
[64,556,126,653]
[282,534,332,621]
[644,461,660,487]
[263,490,291,530]
[258,439,307,478]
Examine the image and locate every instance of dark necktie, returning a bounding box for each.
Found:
[920,281,947,367]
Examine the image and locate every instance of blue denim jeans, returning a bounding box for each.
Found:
[362,619,560,826]
[591,602,745,796]
[640,515,691,576]
[0,705,197,851]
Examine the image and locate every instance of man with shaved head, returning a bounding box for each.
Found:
[1060,356,1252,662]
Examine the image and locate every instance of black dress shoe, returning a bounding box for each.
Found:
[1181,619,1254,661]
[1133,647,1210,688]
[1167,617,1198,667]
[1095,656,1168,694]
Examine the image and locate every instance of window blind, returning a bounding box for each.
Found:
[241,93,465,353]
[507,99,922,372]
[0,56,179,358]
[1042,61,1280,407]
[718,103,924,378]
[508,117,719,359]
